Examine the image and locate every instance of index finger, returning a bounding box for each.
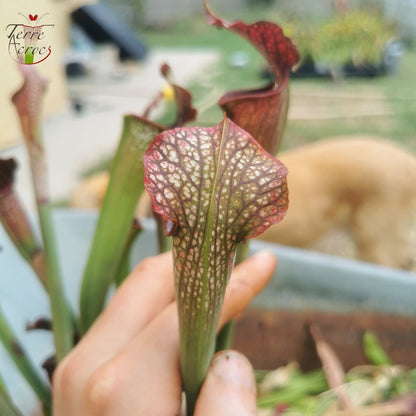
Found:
[54,252,175,403]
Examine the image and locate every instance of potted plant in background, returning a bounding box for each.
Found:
[311,9,397,79]
[284,8,399,79]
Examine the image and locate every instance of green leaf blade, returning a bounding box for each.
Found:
[11,64,73,360]
[0,308,51,410]
[79,115,161,333]
[363,331,393,366]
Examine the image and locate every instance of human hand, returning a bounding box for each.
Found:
[52,250,276,415]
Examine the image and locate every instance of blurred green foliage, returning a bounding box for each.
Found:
[282,9,397,69]
[310,10,396,68]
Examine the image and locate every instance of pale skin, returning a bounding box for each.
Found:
[52,250,277,415]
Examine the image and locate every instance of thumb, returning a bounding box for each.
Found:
[194,350,257,416]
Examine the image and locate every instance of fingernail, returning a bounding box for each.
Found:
[252,249,274,261]
[211,350,255,391]
[251,250,277,271]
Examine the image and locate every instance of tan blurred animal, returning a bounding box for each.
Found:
[70,137,416,270]
[261,137,416,270]
[70,172,110,211]
[70,171,151,218]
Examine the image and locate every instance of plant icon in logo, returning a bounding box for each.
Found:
[6,13,54,65]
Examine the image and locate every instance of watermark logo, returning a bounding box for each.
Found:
[5,13,54,64]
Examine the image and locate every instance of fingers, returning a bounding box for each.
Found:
[195,350,257,416]
[53,252,175,415]
[84,251,174,349]
[71,250,276,415]
[53,250,276,415]
[80,303,182,416]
